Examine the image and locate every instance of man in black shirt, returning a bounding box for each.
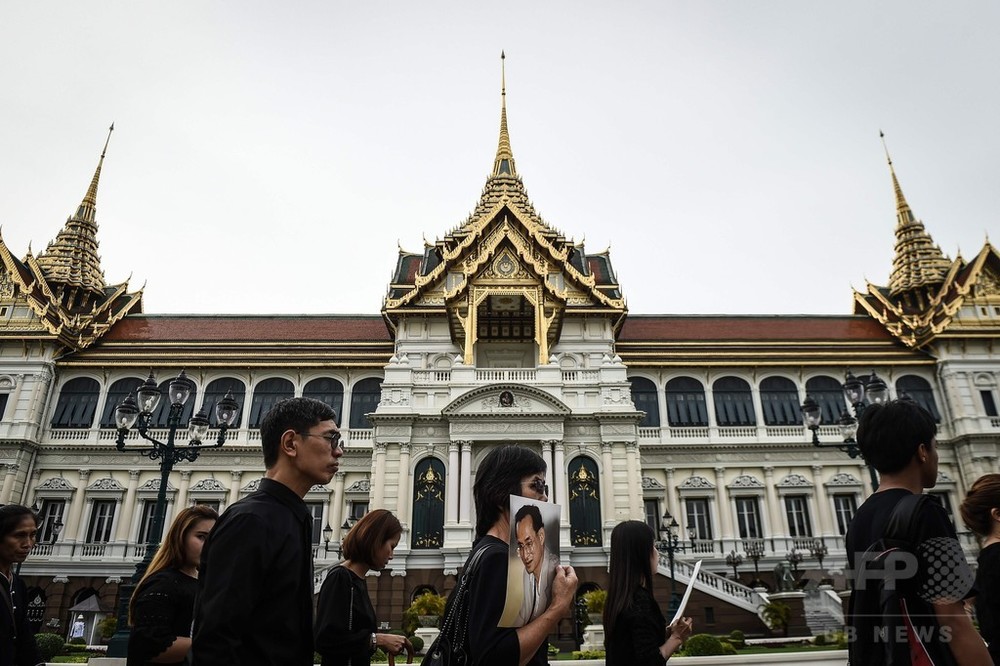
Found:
[193,398,343,665]
[846,399,986,665]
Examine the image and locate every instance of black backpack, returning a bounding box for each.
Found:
[847,493,957,666]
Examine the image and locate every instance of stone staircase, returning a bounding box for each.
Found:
[657,553,769,620]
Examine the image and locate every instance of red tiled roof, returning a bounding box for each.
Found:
[100,315,391,342]
[618,315,895,342]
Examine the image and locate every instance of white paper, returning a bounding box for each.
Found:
[668,559,702,626]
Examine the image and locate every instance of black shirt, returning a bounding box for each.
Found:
[0,573,40,666]
[977,542,1000,664]
[846,488,975,664]
[464,536,546,666]
[315,565,377,666]
[192,478,315,666]
[604,586,667,666]
[128,567,197,666]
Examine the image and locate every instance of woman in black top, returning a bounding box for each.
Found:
[0,505,41,666]
[315,509,409,666]
[459,445,577,666]
[128,504,217,665]
[603,521,693,666]
[961,473,1000,664]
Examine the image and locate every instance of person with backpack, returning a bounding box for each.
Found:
[846,399,987,665]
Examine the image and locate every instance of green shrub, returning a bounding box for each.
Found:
[761,600,791,636]
[547,643,559,656]
[719,640,738,655]
[35,633,64,661]
[98,616,117,641]
[68,637,86,646]
[814,633,827,646]
[371,648,388,662]
[728,628,745,648]
[571,649,606,659]
[409,635,424,653]
[582,589,607,614]
[682,633,727,656]
[403,592,447,635]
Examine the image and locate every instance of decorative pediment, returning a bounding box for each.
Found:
[727,474,764,489]
[190,478,227,492]
[641,476,665,490]
[137,479,177,492]
[824,472,862,487]
[88,477,125,491]
[936,471,955,484]
[241,478,262,493]
[442,384,571,417]
[36,477,74,491]
[677,475,714,490]
[777,473,813,488]
[346,479,371,493]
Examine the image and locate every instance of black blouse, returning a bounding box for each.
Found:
[315,565,377,666]
[127,568,198,666]
[978,542,1000,664]
[605,586,667,666]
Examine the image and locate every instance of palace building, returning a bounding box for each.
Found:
[2,76,1000,643]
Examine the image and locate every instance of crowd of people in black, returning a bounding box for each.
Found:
[3,396,1000,665]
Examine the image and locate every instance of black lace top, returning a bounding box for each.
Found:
[128,568,197,666]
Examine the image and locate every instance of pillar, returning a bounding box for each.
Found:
[600,442,615,525]
[0,464,18,504]
[714,467,733,541]
[397,443,412,528]
[762,466,784,538]
[115,470,140,541]
[553,441,570,549]
[811,465,833,536]
[664,467,679,527]
[372,443,388,509]
[68,469,91,543]
[625,441,641,519]
[176,470,192,509]
[446,442,460,526]
[458,441,472,527]
[228,471,242,508]
[330,472,346,534]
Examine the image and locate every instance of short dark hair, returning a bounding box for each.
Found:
[960,473,1000,537]
[259,398,337,469]
[514,504,543,533]
[0,504,38,539]
[474,445,546,539]
[341,509,402,568]
[856,399,937,474]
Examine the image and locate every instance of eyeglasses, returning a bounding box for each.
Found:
[525,478,548,496]
[297,431,343,449]
[517,536,538,553]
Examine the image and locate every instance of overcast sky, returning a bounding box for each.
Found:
[1,1,997,316]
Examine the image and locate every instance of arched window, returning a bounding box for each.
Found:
[897,375,941,422]
[629,377,660,427]
[665,377,708,427]
[147,380,198,428]
[303,378,345,424]
[760,377,800,426]
[249,378,294,428]
[50,377,100,428]
[411,585,438,602]
[568,457,602,547]
[712,377,756,426]
[805,376,846,425]
[411,458,445,549]
[99,377,144,428]
[349,378,381,429]
[202,378,246,428]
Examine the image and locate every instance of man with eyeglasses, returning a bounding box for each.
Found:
[514,503,559,625]
[193,397,343,665]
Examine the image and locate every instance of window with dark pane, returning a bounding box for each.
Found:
[629,377,660,427]
[783,495,813,537]
[411,457,445,549]
[665,377,709,427]
[249,378,295,428]
[569,456,602,546]
[735,497,762,539]
[0,393,8,421]
[982,390,999,417]
[685,498,713,540]
[833,494,857,535]
[50,377,101,428]
[349,501,369,521]
[137,501,158,544]
[38,500,66,543]
[99,377,144,428]
[147,379,198,428]
[712,377,756,426]
[349,378,382,429]
[86,500,117,543]
[201,378,246,428]
[303,377,345,423]
[805,376,847,425]
[760,377,801,426]
[306,502,324,544]
[643,498,660,533]
[895,375,941,423]
[930,491,954,526]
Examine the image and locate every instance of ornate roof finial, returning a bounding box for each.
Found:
[76,123,114,223]
[491,51,517,178]
[880,131,951,297]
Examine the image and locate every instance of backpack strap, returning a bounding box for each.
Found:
[883,492,933,545]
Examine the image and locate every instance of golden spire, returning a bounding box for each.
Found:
[36,124,113,298]
[880,132,951,297]
[491,51,517,178]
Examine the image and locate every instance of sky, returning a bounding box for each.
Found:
[1,1,997,316]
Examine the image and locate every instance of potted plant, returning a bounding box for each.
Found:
[582,589,607,625]
[406,592,447,628]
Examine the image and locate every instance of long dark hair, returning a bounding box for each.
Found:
[473,445,546,539]
[604,520,655,640]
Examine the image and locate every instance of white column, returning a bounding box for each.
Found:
[664,467,679,526]
[228,471,242,508]
[656,378,669,439]
[68,469,91,543]
[115,470,140,541]
[625,441,641,519]
[446,442,460,526]
[714,467,734,541]
[763,466,784,538]
[329,472,346,533]
[0,464,18,503]
[541,441,554,493]
[397,443,412,528]
[600,442,615,525]
[176,470,192,509]
[704,371,719,439]
[459,441,472,527]
[553,441,570,549]
[811,465,833,536]
[372,443,388,509]
[749,381,766,438]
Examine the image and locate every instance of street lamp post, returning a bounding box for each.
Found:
[322,519,355,558]
[801,369,888,490]
[725,549,743,581]
[655,512,688,616]
[787,548,803,577]
[106,371,240,657]
[745,539,765,588]
[809,539,829,582]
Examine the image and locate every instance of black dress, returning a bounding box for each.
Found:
[0,573,41,666]
[128,567,198,666]
[315,565,377,666]
[977,542,1000,664]
[604,586,667,666]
